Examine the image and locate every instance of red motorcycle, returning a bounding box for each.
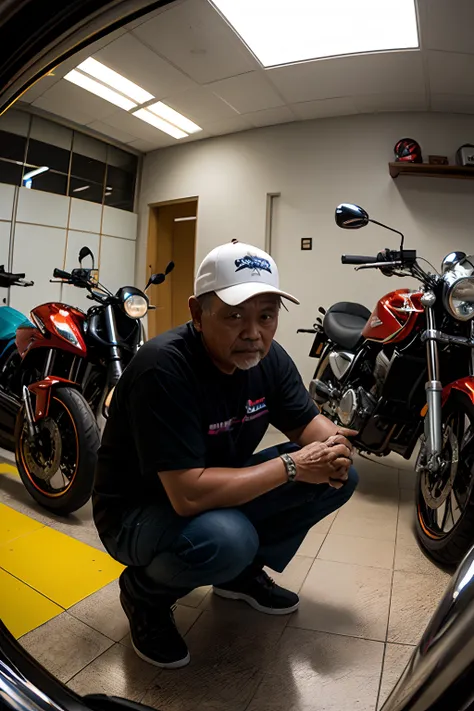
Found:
[299,203,474,565]
[1,246,173,514]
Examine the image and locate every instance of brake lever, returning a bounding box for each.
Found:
[355,261,403,271]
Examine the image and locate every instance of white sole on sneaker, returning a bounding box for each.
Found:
[212,587,299,615]
[130,636,191,668]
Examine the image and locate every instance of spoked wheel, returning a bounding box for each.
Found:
[15,387,100,515]
[416,391,474,566]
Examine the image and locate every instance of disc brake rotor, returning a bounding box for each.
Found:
[421,425,459,510]
[23,418,62,482]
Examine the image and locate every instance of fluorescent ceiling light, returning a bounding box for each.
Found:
[148,102,202,134]
[72,185,90,193]
[64,70,136,111]
[212,0,419,67]
[77,57,154,104]
[133,109,188,139]
[23,166,49,181]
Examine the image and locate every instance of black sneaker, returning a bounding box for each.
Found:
[213,569,299,615]
[119,571,190,669]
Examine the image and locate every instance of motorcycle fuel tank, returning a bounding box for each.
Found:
[362,289,424,344]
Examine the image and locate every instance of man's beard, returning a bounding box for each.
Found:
[232,352,263,370]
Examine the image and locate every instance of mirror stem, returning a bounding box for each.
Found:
[369,219,405,253]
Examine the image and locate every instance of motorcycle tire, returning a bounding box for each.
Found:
[415,391,474,566]
[15,386,100,515]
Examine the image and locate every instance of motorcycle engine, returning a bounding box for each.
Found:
[336,387,376,430]
[336,351,391,430]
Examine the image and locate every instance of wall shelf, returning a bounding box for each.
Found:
[389,162,474,180]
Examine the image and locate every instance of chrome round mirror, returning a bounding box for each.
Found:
[442,251,467,274]
[335,203,369,229]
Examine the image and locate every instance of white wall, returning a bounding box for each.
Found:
[0,185,138,317]
[138,112,474,382]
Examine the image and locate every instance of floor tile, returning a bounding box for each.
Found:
[388,570,450,645]
[267,554,313,593]
[0,526,123,608]
[0,502,44,543]
[398,469,416,490]
[378,643,415,709]
[312,510,337,535]
[330,493,398,542]
[120,604,202,647]
[0,567,62,638]
[394,539,445,576]
[141,607,287,711]
[179,585,210,608]
[68,642,159,700]
[318,533,395,570]
[19,612,113,682]
[355,456,399,494]
[397,489,417,543]
[248,627,384,711]
[297,527,326,557]
[68,580,129,642]
[290,559,392,641]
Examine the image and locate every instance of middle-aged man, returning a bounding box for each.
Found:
[93,240,358,669]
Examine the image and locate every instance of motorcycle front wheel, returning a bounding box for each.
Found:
[15,387,100,515]
[416,391,474,566]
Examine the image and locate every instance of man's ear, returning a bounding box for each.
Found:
[188,296,203,332]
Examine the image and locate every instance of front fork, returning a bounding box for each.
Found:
[422,293,443,472]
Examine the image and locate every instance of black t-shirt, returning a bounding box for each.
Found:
[93,323,317,534]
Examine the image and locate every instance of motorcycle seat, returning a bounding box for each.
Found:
[323,301,371,350]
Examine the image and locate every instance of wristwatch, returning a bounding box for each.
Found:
[280,453,297,482]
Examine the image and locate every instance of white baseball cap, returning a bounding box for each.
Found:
[194,240,299,306]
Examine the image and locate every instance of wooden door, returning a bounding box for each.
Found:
[146,199,197,339]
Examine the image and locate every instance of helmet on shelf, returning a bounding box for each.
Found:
[393,138,423,163]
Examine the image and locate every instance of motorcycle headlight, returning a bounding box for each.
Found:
[123,294,148,319]
[447,277,474,321]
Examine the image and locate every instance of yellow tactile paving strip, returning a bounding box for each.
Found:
[0,502,124,638]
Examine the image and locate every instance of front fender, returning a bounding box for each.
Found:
[441,376,474,408]
[28,376,81,421]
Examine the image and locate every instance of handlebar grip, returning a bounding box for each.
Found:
[53,268,72,279]
[341,255,379,265]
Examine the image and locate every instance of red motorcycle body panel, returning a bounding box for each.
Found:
[16,303,87,358]
[362,289,424,344]
[441,376,474,407]
[28,376,78,420]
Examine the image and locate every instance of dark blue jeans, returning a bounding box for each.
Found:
[107,443,358,603]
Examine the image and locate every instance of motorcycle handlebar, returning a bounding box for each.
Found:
[53,268,72,280]
[341,255,379,265]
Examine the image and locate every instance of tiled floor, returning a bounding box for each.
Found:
[0,434,452,711]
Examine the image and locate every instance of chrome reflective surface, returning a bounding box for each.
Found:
[381,544,474,710]
[335,203,369,229]
[441,251,467,275]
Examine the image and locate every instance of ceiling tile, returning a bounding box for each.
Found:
[86,120,137,145]
[100,110,177,146]
[431,93,474,114]
[428,51,474,95]
[208,71,285,113]
[291,96,358,120]
[205,115,253,136]
[132,0,258,84]
[32,80,117,124]
[125,1,185,31]
[127,137,173,152]
[164,85,239,123]
[418,0,474,54]
[268,50,424,104]
[94,32,194,99]
[355,92,427,113]
[244,106,295,128]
